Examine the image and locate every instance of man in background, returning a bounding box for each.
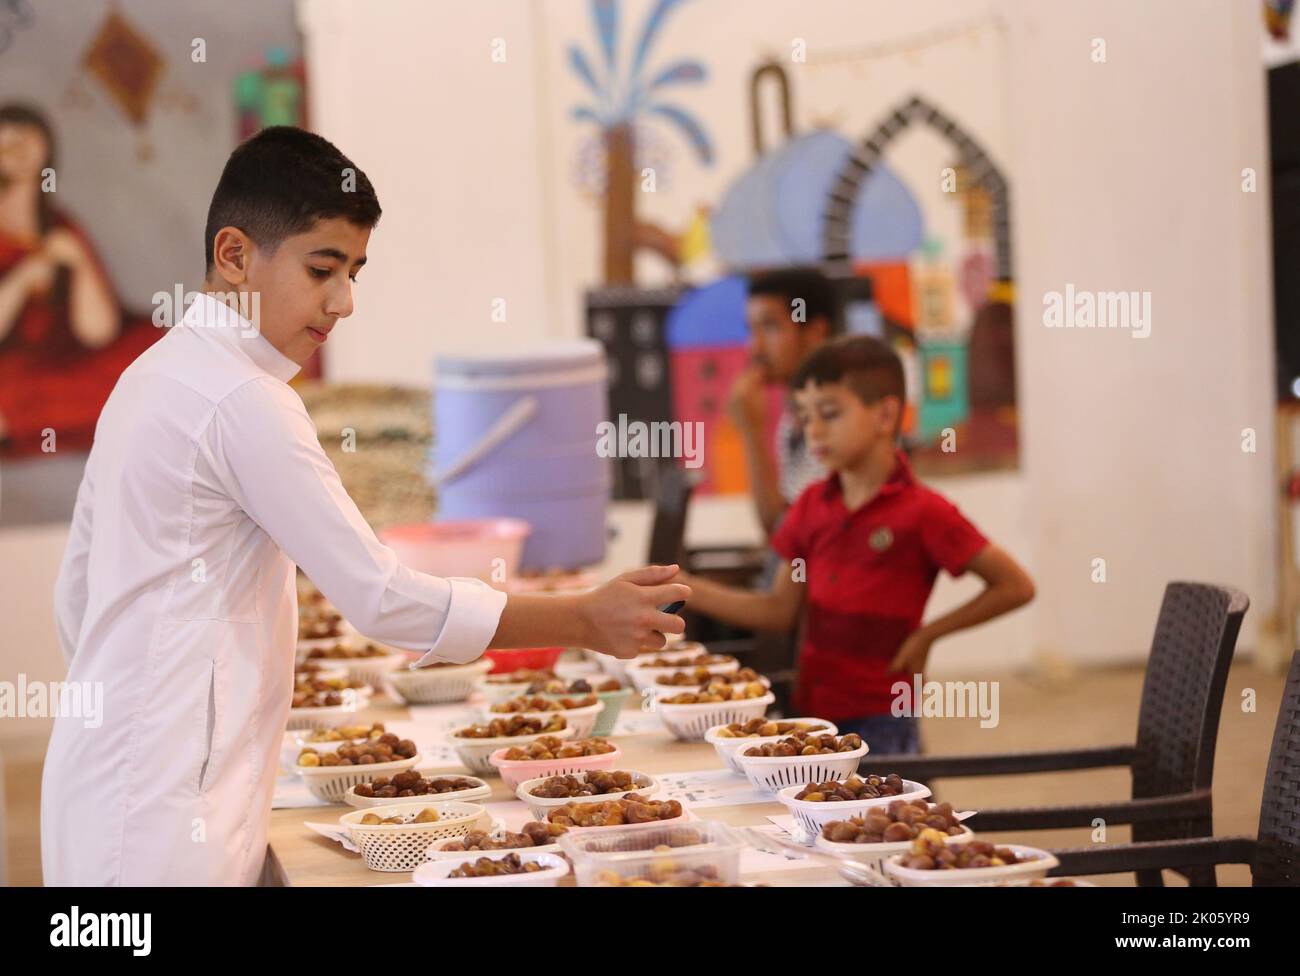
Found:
[727,267,839,538]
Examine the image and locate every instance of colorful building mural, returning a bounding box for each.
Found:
[576,4,1018,497]
[568,0,713,284]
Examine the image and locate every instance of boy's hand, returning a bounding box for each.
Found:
[578,565,691,660]
[887,628,934,676]
[727,366,767,434]
[663,566,693,587]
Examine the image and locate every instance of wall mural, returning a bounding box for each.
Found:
[579,2,1017,499]
[0,102,163,458]
[568,0,713,285]
[1,6,310,466]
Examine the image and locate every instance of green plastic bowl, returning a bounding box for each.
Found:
[537,687,633,737]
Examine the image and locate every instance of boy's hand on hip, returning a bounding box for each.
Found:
[887,629,934,676]
[578,565,691,660]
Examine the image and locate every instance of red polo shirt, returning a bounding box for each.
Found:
[770,450,988,721]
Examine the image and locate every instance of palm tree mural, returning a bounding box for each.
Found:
[569,0,713,284]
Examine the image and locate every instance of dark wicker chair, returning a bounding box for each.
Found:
[1049,649,1300,886]
[860,582,1249,886]
[646,462,695,566]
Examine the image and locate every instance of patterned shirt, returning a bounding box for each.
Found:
[775,403,824,505]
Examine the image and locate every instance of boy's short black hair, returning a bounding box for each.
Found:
[747,267,840,332]
[791,334,906,412]
[204,126,381,272]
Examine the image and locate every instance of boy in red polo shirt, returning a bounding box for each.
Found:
[675,335,1034,753]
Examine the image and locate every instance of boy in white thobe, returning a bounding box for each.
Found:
[43,127,687,885]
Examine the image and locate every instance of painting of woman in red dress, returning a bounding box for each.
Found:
[0,103,162,457]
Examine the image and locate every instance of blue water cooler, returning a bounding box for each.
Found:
[431,341,611,571]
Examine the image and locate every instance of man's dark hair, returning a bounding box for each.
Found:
[791,333,906,411]
[204,126,381,272]
[747,267,840,332]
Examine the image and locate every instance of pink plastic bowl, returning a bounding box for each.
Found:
[380,518,530,583]
[488,744,623,791]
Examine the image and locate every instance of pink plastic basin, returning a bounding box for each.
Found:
[380,518,531,584]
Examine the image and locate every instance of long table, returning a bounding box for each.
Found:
[262,693,844,887]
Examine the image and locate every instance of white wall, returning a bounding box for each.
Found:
[1005,0,1276,665]
[296,0,558,384]
[0,0,299,311]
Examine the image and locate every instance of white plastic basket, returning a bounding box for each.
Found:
[289,732,363,755]
[339,800,487,872]
[294,635,378,659]
[553,657,603,681]
[535,688,632,737]
[489,743,622,790]
[385,658,492,705]
[647,675,770,701]
[336,653,413,690]
[295,623,356,650]
[477,681,529,705]
[343,775,492,808]
[478,701,605,739]
[592,654,630,682]
[596,642,706,682]
[475,675,557,705]
[301,685,372,709]
[515,771,659,819]
[653,693,775,742]
[736,739,869,792]
[704,719,838,773]
[625,656,739,691]
[884,843,1060,887]
[296,753,422,803]
[412,850,570,887]
[815,824,974,882]
[549,804,692,834]
[776,779,932,836]
[293,664,348,683]
[285,702,357,732]
[450,725,577,775]
[283,728,382,771]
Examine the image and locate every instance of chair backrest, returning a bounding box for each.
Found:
[646,462,695,566]
[1131,582,1249,803]
[1253,650,1300,886]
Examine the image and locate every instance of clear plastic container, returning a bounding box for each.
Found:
[560,821,744,887]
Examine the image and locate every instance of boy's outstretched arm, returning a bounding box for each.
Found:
[887,544,1035,675]
[210,378,688,666]
[492,564,691,660]
[673,562,805,634]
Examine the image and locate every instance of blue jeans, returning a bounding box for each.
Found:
[834,714,923,756]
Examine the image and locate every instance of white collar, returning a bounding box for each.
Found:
[181,291,302,384]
